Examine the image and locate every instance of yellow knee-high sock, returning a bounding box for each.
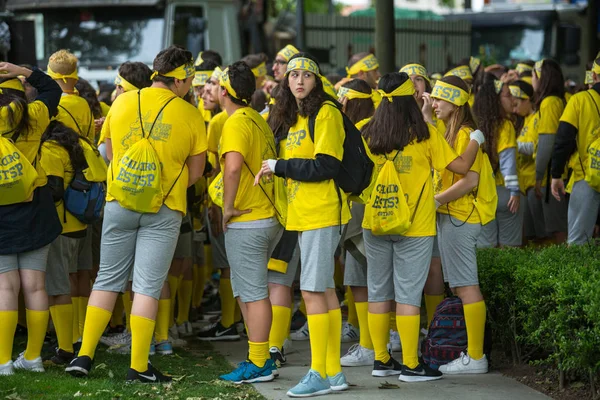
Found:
[368,312,390,363]
[79,306,112,359]
[299,297,307,316]
[24,309,49,361]
[307,313,329,379]
[464,301,486,360]
[269,305,291,350]
[123,291,133,332]
[51,304,74,353]
[389,312,397,332]
[355,302,373,350]
[396,315,420,369]
[0,311,18,364]
[326,308,342,377]
[130,315,155,372]
[111,295,125,327]
[176,279,193,325]
[346,287,358,328]
[248,341,269,368]
[167,275,179,326]
[155,299,170,342]
[78,297,88,337]
[425,294,445,326]
[71,297,80,341]
[219,277,235,328]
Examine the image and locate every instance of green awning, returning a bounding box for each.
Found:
[349,7,443,21]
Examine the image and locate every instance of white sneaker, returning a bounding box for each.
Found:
[439,352,488,375]
[290,321,310,341]
[340,343,375,367]
[283,338,293,355]
[0,360,14,376]
[169,335,187,348]
[13,353,44,372]
[177,321,194,338]
[341,322,360,343]
[100,331,131,347]
[389,330,401,352]
[169,324,179,340]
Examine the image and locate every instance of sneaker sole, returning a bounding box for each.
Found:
[0,370,14,376]
[372,369,401,377]
[197,335,240,341]
[331,383,349,391]
[289,336,310,341]
[156,349,174,355]
[14,366,44,372]
[438,368,488,375]
[341,359,374,367]
[66,366,89,377]
[238,373,275,384]
[286,388,332,398]
[399,374,443,382]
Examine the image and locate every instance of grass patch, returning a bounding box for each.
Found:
[3,335,265,400]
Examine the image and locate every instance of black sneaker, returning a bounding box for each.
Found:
[399,363,443,382]
[269,346,286,367]
[372,357,403,377]
[290,309,307,331]
[196,322,240,341]
[126,362,172,383]
[203,295,222,315]
[107,325,125,335]
[65,355,93,377]
[73,341,82,355]
[48,348,75,366]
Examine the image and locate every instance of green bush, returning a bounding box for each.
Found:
[478,245,600,391]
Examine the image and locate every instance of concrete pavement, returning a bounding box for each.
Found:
[212,339,550,400]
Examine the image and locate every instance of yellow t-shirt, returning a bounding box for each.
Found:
[561,90,600,188]
[219,107,277,223]
[103,88,208,214]
[197,98,212,123]
[0,100,50,188]
[536,96,565,135]
[207,110,228,156]
[434,114,446,135]
[283,102,351,231]
[40,140,87,234]
[517,113,538,193]
[100,102,111,117]
[495,119,517,186]
[435,126,483,224]
[55,94,95,142]
[362,124,459,236]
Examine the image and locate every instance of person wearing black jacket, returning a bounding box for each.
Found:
[550,59,600,245]
[0,62,62,375]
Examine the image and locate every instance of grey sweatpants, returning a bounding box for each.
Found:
[568,180,600,245]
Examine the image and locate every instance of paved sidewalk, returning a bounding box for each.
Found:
[212,339,550,400]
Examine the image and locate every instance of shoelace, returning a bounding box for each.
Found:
[300,370,318,384]
[460,352,471,366]
[345,343,361,356]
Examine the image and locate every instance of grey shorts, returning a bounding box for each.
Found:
[478,186,524,248]
[72,226,93,273]
[541,186,568,234]
[431,235,441,258]
[437,214,481,288]
[91,218,103,267]
[524,188,547,239]
[46,235,80,296]
[207,211,229,269]
[344,250,367,287]
[224,223,283,302]
[298,225,344,293]
[93,201,182,300]
[364,229,433,306]
[568,180,600,245]
[174,231,193,259]
[0,245,50,274]
[193,240,205,266]
[268,245,300,288]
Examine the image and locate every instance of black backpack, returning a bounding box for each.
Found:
[308,102,374,196]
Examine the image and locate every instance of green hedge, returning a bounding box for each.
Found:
[478,245,600,392]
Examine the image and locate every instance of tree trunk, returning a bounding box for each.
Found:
[375,0,395,75]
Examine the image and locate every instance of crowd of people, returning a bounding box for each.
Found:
[0,41,599,398]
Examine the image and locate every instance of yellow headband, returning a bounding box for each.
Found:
[193,71,212,87]
[431,80,470,106]
[211,66,223,82]
[534,60,544,78]
[400,64,430,84]
[515,63,533,75]
[0,78,25,94]
[444,65,473,81]
[377,79,415,103]
[114,74,138,92]
[346,54,379,78]
[286,57,320,76]
[47,65,78,83]
[494,80,503,95]
[431,73,442,80]
[219,67,248,105]
[509,85,529,100]
[338,86,373,100]
[585,71,593,85]
[522,76,532,85]
[277,45,299,62]
[151,62,195,81]
[469,57,481,74]
[593,60,600,75]
[194,52,204,67]
[252,62,267,78]
[321,76,337,98]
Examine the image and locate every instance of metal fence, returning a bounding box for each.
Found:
[305,13,471,75]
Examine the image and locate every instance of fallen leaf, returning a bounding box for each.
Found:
[95,363,107,370]
[172,375,187,382]
[0,388,16,394]
[73,391,82,397]
[108,370,114,378]
[206,356,213,361]
[5,393,23,400]
[379,381,400,389]
[571,382,585,389]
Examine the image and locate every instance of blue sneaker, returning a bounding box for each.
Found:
[328,372,349,391]
[219,361,275,384]
[155,340,173,355]
[287,369,332,397]
[266,358,279,377]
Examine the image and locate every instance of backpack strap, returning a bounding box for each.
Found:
[243,160,283,221]
[307,101,340,143]
[58,104,83,135]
